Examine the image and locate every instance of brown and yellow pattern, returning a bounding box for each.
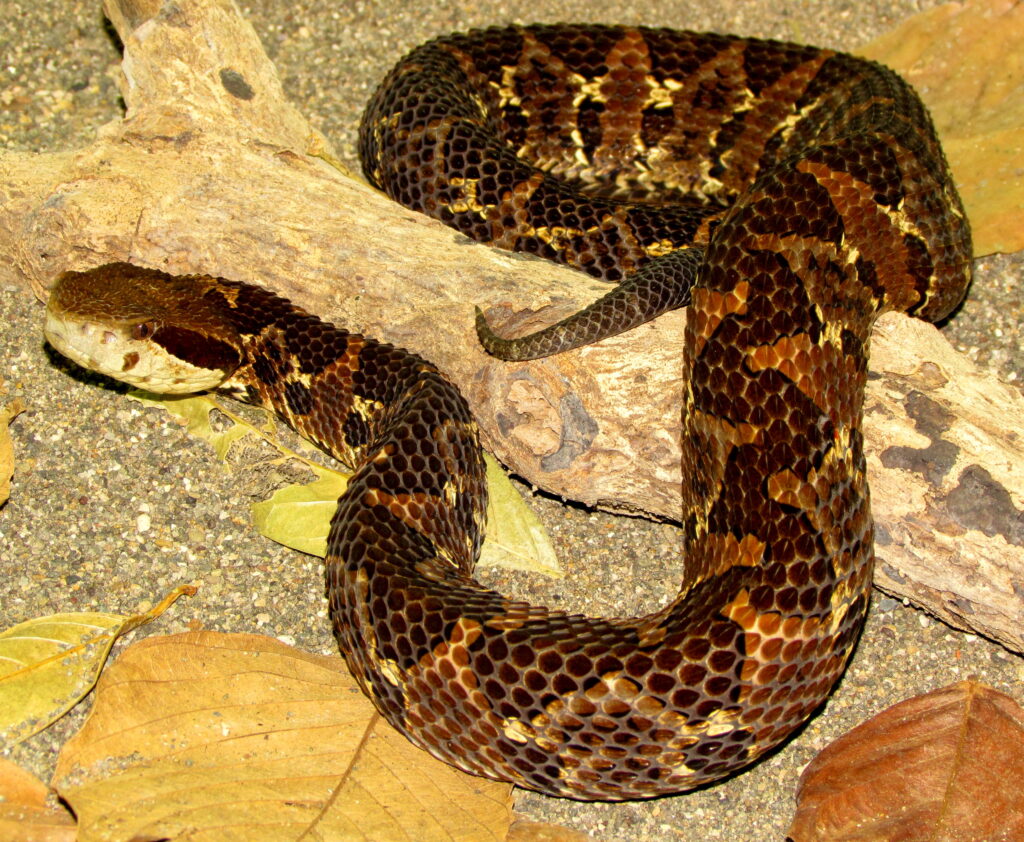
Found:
[46,24,971,801]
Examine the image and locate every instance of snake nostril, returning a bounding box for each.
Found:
[102,330,116,345]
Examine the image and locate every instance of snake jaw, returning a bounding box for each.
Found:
[44,306,228,393]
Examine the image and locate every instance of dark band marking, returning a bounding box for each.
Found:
[153,325,241,373]
[284,380,313,416]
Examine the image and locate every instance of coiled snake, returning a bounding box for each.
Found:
[45,25,971,800]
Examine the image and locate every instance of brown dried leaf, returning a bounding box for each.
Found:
[789,680,1024,842]
[506,818,596,841]
[0,757,76,842]
[858,0,1024,255]
[53,630,512,842]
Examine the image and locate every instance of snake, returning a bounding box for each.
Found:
[44,25,972,800]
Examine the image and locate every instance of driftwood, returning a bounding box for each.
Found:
[1,0,1021,652]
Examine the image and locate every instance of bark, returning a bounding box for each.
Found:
[2,0,1021,651]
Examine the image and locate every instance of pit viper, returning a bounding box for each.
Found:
[45,25,971,800]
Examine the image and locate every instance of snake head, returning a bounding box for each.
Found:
[45,263,244,394]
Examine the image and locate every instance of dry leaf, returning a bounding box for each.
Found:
[0,756,49,807]
[0,586,194,746]
[0,757,76,842]
[53,630,512,842]
[789,680,1024,842]
[0,398,25,506]
[859,0,1024,255]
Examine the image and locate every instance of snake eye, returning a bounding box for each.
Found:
[131,320,157,340]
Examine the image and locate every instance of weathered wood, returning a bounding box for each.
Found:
[865,315,1024,653]
[1,0,1021,651]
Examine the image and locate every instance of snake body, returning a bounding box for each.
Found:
[45,25,971,800]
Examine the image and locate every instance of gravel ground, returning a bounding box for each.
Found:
[2,1,1022,840]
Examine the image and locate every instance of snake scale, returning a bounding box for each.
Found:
[45,25,971,800]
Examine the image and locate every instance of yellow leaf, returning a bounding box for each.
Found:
[0,586,195,746]
[129,391,266,461]
[0,398,25,507]
[53,631,513,842]
[251,465,349,556]
[480,453,562,577]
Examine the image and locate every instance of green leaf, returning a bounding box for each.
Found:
[0,614,123,747]
[246,451,561,578]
